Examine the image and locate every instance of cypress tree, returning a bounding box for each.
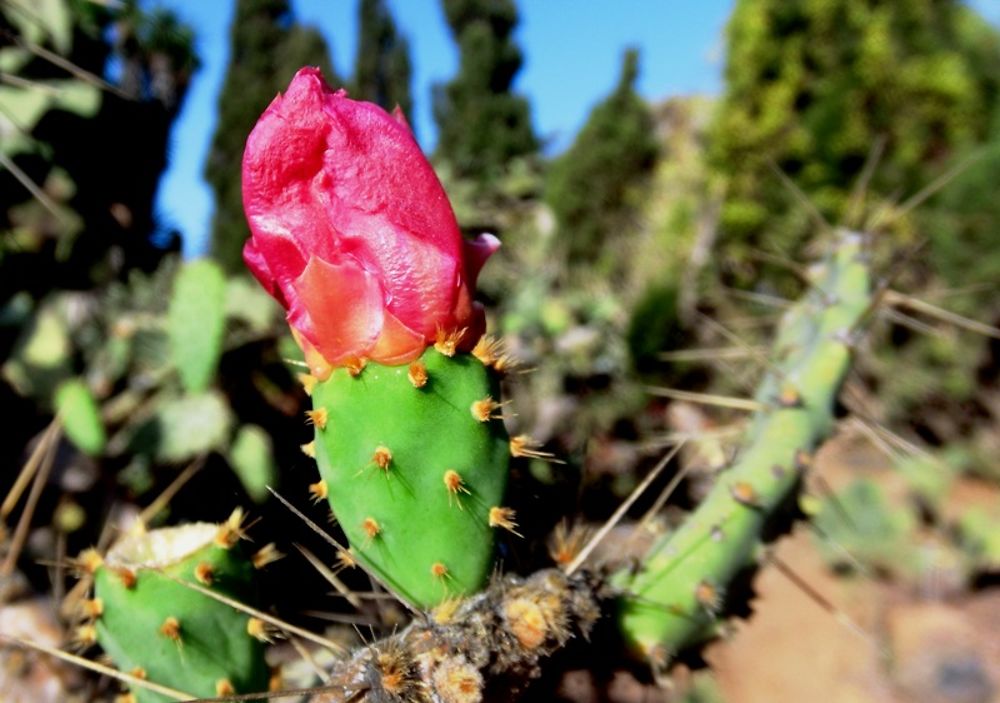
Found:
[707,0,1000,283]
[205,0,339,273]
[432,0,537,182]
[546,49,658,265]
[353,0,413,124]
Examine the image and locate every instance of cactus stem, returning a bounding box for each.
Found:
[194,562,214,585]
[300,441,316,458]
[470,396,503,422]
[305,407,328,430]
[407,360,428,388]
[434,327,466,356]
[489,506,523,537]
[251,543,284,569]
[308,479,328,503]
[159,616,181,641]
[297,373,318,396]
[443,470,471,509]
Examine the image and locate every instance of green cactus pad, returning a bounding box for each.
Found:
[311,347,511,608]
[92,521,269,702]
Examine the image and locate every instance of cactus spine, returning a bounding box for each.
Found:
[617,231,872,662]
[83,514,270,702]
[310,342,512,608]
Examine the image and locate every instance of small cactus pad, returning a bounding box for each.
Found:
[91,521,269,702]
[311,347,510,608]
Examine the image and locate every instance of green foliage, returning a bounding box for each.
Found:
[547,49,658,265]
[230,424,277,503]
[55,378,106,456]
[352,0,413,123]
[93,523,269,702]
[708,0,1000,282]
[168,259,227,393]
[626,282,682,374]
[432,0,537,182]
[311,348,510,607]
[205,0,339,273]
[617,232,871,659]
[147,391,233,463]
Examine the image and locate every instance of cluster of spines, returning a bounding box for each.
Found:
[616,231,872,665]
[72,511,277,702]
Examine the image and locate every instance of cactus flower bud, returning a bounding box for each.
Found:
[242,67,498,376]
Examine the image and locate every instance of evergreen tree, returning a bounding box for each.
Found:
[205,0,338,273]
[708,0,1000,283]
[353,0,413,124]
[432,0,537,182]
[546,49,658,265]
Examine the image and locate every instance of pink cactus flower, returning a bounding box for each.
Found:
[242,67,498,377]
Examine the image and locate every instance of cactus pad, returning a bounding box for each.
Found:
[311,347,511,608]
[90,520,269,702]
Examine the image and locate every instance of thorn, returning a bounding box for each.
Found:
[345,358,366,377]
[509,434,562,462]
[777,385,802,407]
[300,441,316,458]
[435,327,466,356]
[710,525,725,542]
[548,521,589,567]
[114,695,137,703]
[129,667,147,680]
[335,548,357,573]
[488,506,523,537]
[215,679,236,696]
[115,568,136,589]
[215,507,247,549]
[159,616,181,641]
[694,579,723,613]
[407,361,428,388]
[444,470,471,508]
[795,449,813,472]
[75,548,103,575]
[492,352,519,374]
[362,517,381,540]
[297,373,318,396]
[247,616,280,643]
[430,562,449,580]
[471,396,503,422]
[472,335,504,366]
[194,562,214,585]
[308,479,328,503]
[80,597,104,618]
[432,595,464,625]
[268,667,283,692]
[252,543,284,569]
[305,407,328,430]
[372,446,393,471]
[730,481,761,508]
[73,623,97,647]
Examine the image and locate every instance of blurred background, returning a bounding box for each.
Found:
[2,1,1000,701]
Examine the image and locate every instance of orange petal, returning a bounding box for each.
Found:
[369,311,425,365]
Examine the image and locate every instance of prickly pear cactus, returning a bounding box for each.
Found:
[618,231,872,663]
[81,514,271,702]
[309,343,513,608]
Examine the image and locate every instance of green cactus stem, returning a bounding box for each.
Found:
[85,514,271,702]
[617,231,872,663]
[309,340,513,608]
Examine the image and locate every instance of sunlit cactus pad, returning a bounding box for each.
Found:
[311,347,511,608]
[91,521,269,702]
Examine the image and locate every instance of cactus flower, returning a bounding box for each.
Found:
[242,67,498,376]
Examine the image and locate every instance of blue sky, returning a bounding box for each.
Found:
[152,0,733,256]
[152,0,1000,257]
